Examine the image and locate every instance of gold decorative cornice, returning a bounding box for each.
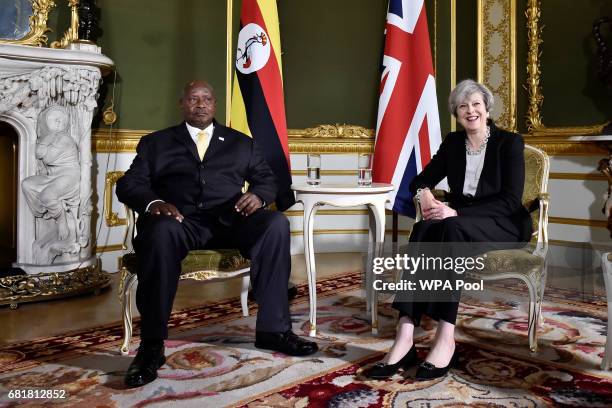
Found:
[289,124,373,139]
[93,126,375,154]
[286,137,373,154]
[93,129,146,152]
[0,0,56,46]
[525,0,609,136]
[524,137,608,156]
[93,128,608,156]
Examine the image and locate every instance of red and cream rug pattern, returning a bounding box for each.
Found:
[0,271,611,407]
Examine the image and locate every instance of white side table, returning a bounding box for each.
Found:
[292,183,394,336]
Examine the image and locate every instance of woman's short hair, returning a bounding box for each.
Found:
[448,79,494,117]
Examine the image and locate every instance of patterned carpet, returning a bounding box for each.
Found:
[0,271,610,407]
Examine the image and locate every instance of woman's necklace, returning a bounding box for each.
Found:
[465,126,490,156]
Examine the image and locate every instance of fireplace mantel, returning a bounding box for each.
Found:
[0,44,113,277]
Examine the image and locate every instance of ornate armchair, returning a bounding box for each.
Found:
[118,207,251,355]
[415,144,550,352]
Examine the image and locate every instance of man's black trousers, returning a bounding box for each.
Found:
[133,209,292,340]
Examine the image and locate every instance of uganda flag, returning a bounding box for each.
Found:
[230,0,294,211]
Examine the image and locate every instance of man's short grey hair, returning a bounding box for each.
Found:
[448,79,494,117]
[179,80,216,100]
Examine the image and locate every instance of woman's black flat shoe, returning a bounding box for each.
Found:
[363,345,417,379]
[414,352,458,381]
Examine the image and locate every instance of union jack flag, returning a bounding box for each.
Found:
[372,0,444,217]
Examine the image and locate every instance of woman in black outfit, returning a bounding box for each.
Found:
[364,79,532,381]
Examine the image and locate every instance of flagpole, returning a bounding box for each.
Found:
[226,0,233,126]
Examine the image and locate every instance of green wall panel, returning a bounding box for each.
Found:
[538,0,612,128]
[96,0,226,130]
[39,0,612,136]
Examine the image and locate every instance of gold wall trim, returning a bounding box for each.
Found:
[525,0,608,136]
[549,239,612,251]
[292,170,358,176]
[525,138,608,156]
[549,172,607,181]
[92,126,374,154]
[93,129,145,153]
[104,171,127,227]
[549,216,607,228]
[0,0,56,46]
[478,0,516,131]
[450,0,456,132]
[95,243,125,253]
[291,229,411,236]
[93,128,608,156]
[84,237,612,254]
[226,0,233,126]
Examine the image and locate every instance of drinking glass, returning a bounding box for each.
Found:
[358,153,372,186]
[307,153,321,185]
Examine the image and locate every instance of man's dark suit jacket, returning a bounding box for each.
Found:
[410,122,532,242]
[116,120,278,226]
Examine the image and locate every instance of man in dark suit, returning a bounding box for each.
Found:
[116,80,317,388]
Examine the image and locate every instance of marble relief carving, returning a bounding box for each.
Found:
[22,106,85,263]
[0,63,101,269]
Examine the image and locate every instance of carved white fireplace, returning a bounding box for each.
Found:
[0,44,112,305]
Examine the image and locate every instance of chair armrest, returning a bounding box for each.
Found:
[534,193,549,256]
[122,205,136,253]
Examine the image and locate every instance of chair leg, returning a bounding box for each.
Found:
[526,279,539,353]
[601,253,612,370]
[240,274,250,317]
[120,273,138,355]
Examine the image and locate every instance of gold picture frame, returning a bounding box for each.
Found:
[525,0,609,136]
[0,0,56,47]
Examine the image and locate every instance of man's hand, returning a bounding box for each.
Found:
[148,201,184,222]
[235,192,263,216]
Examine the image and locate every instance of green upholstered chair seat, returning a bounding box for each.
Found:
[122,249,251,279]
[474,248,544,276]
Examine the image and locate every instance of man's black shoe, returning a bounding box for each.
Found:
[124,343,166,388]
[255,330,318,356]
